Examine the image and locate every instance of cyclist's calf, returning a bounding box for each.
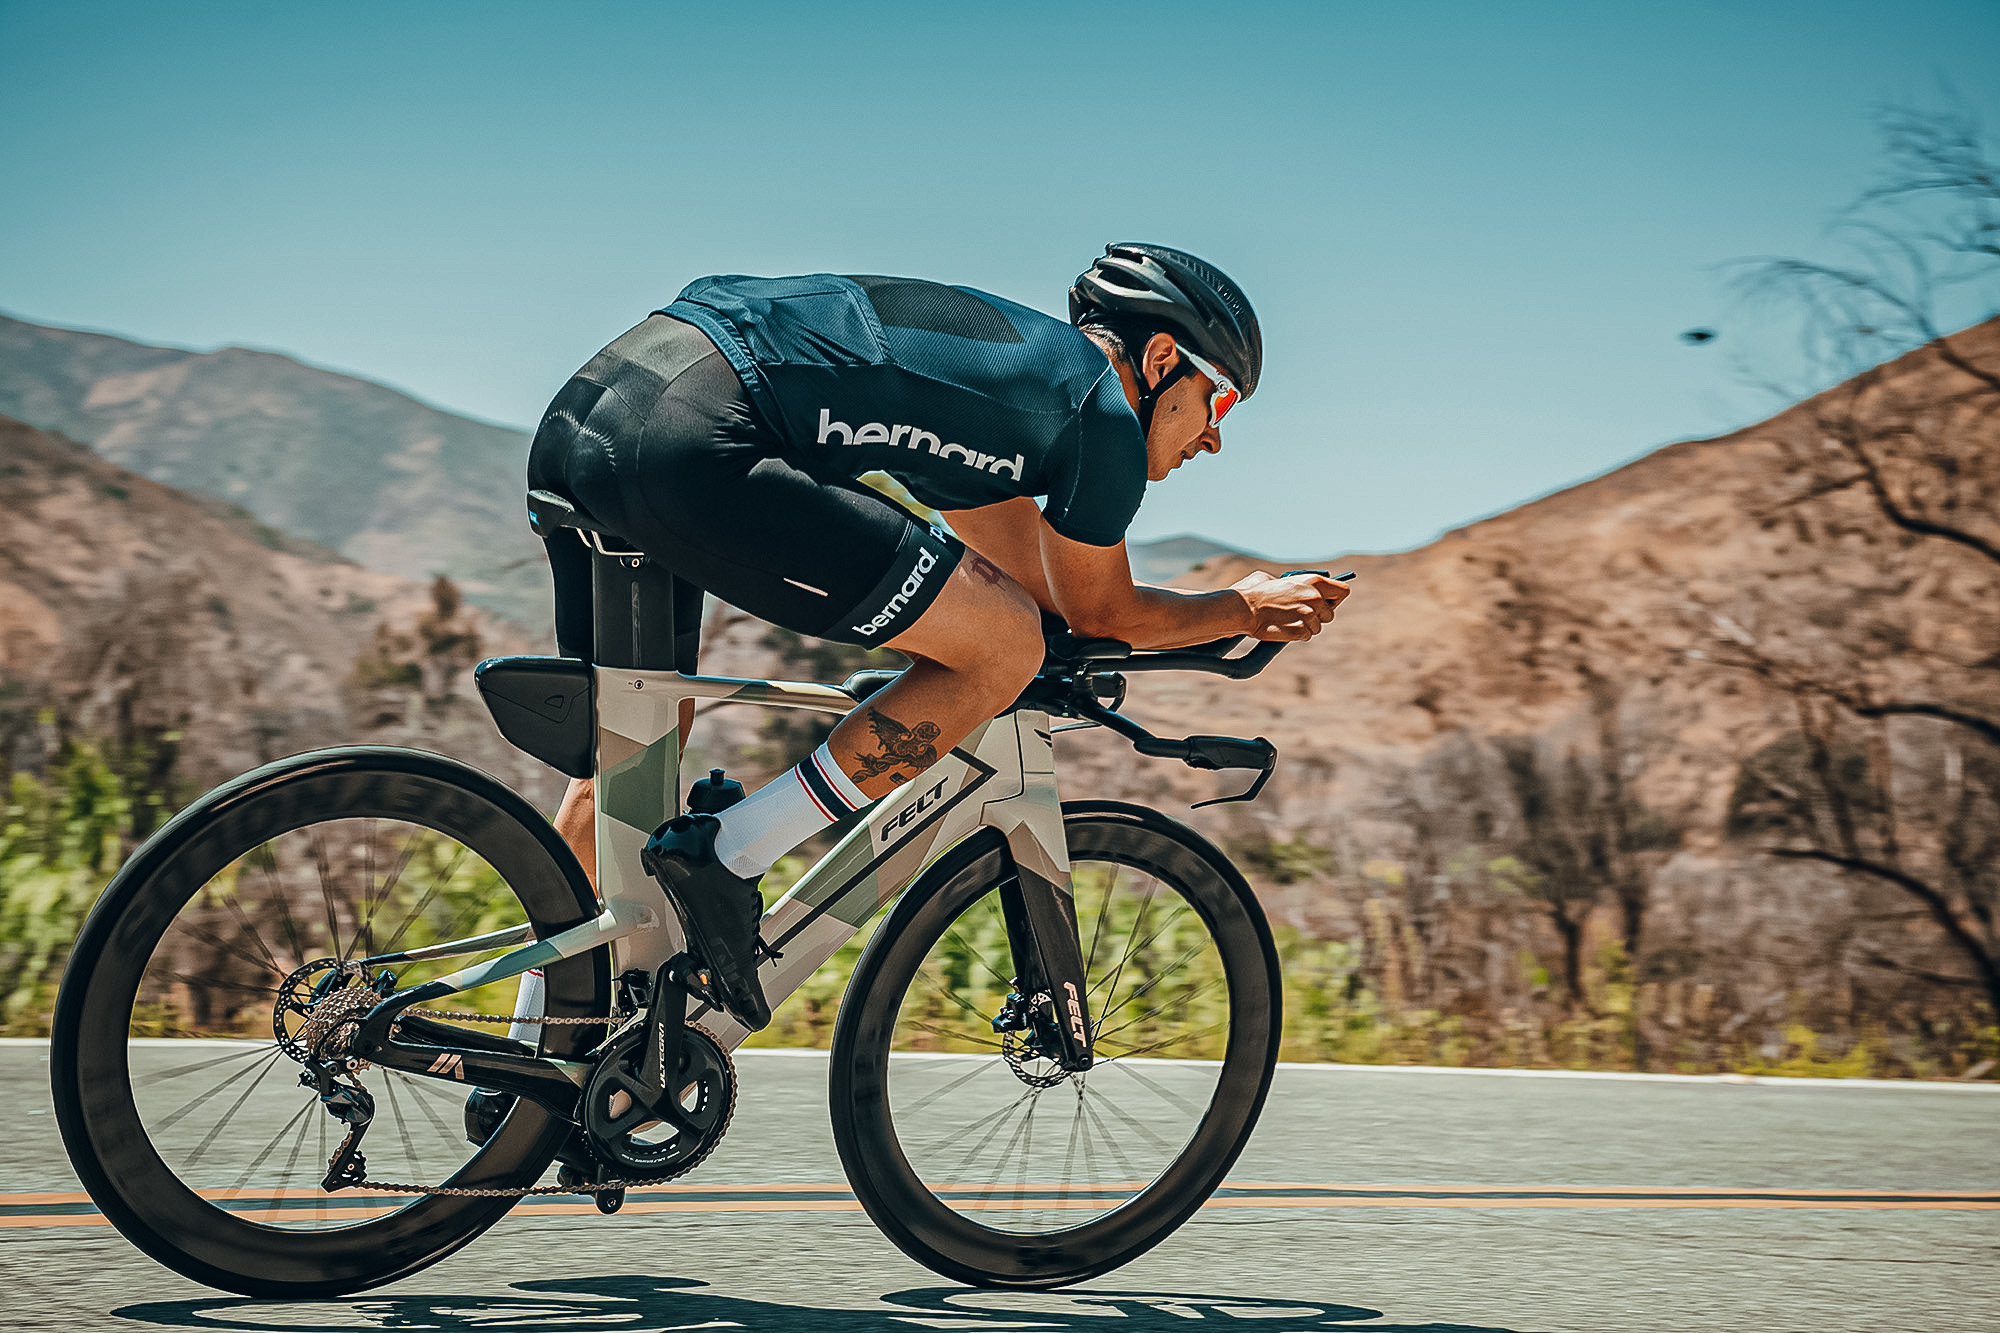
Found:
[825,557,1042,802]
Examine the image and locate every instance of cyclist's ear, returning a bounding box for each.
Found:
[1140,332,1179,389]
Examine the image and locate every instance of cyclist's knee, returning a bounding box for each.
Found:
[892,556,1042,692]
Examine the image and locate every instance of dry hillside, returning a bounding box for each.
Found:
[0,415,550,802]
[1032,320,2000,1069]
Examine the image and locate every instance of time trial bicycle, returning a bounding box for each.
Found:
[51,489,1324,1297]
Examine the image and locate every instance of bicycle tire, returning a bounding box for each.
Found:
[50,746,610,1298]
[828,800,1282,1288]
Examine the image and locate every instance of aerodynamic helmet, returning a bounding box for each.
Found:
[1069,242,1263,399]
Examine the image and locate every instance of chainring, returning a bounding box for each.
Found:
[579,1022,735,1179]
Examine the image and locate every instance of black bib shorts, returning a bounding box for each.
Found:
[527,315,963,658]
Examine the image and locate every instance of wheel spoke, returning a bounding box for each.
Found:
[378,1070,422,1173]
[153,970,282,1001]
[1079,863,1123,980]
[132,1044,277,1087]
[940,923,1015,994]
[893,1055,1002,1117]
[902,1019,1004,1051]
[181,1051,286,1168]
[931,1085,1040,1186]
[168,917,287,984]
[1078,1082,1175,1155]
[274,1097,318,1212]
[307,826,344,960]
[391,1070,464,1151]
[224,1097,318,1197]
[216,890,287,979]
[375,843,472,958]
[1091,935,1216,1035]
[1095,1015,1233,1063]
[1097,1058,1206,1118]
[1088,875,1161,1008]
[250,847,309,969]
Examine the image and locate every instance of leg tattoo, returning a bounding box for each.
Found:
[847,708,943,787]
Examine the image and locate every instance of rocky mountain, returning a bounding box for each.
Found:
[0,313,547,622]
[0,414,551,803]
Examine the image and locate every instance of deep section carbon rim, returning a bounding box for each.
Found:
[831,805,1281,1288]
[50,748,607,1298]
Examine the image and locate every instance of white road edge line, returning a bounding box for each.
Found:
[6,1039,1993,1091]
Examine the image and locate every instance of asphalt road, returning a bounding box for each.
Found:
[5,1043,1996,1333]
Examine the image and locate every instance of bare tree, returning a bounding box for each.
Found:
[1711,105,2000,1031]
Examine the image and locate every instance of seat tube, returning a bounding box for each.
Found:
[589,547,693,981]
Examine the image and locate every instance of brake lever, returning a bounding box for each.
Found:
[1181,735,1278,808]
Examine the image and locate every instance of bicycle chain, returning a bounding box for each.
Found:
[404,1008,614,1026]
[347,1006,685,1197]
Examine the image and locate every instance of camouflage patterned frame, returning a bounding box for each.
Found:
[416,666,1071,1051]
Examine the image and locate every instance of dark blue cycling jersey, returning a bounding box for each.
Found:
[659,273,1147,548]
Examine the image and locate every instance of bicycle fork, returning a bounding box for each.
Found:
[996,862,1095,1071]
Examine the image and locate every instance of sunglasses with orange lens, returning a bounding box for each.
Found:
[1179,347,1241,427]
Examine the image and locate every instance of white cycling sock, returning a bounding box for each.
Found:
[711,742,869,879]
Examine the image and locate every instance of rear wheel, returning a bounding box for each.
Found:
[829,802,1281,1288]
[50,747,609,1298]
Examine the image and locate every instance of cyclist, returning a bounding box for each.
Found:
[526,242,1350,1030]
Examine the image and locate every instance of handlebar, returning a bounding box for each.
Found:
[1025,570,1354,806]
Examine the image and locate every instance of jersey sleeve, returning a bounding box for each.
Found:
[1040,369,1148,548]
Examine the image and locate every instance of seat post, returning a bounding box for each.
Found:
[589,550,681,671]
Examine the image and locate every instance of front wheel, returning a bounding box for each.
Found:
[49,747,609,1298]
[828,801,1282,1288]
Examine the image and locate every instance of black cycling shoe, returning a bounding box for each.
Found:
[639,812,773,1031]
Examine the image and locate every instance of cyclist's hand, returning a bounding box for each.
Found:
[1231,570,1351,641]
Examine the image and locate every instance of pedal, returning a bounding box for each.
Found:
[594,1187,627,1215]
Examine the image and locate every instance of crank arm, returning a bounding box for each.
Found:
[637,956,693,1112]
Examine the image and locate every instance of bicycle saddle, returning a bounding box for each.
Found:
[527,489,622,540]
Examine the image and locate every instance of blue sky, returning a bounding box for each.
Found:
[3,1,1997,558]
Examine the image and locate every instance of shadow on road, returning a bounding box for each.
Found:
[113,1273,1531,1332]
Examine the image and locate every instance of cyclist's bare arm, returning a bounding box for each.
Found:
[943,498,1350,648]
